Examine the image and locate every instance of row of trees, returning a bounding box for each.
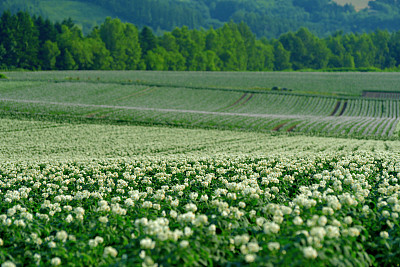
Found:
[1,11,400,71]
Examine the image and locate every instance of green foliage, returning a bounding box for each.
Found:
[1,11,400,71]
[0,73,7,79]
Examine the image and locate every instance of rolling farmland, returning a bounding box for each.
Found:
[1,71,399,138]
[1,117,400,266]
[1,71,400,266]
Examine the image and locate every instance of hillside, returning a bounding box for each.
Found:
[2,71,400,138]
[1,0,400,37]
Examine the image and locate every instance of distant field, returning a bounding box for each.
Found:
[1,71,400,138]
[333,0,371,10]
[5,71,400,97]
[37,0,110,33]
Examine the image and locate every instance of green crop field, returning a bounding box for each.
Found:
[5,71,400,97]
[1,71,400,266]
[1,71,400,138]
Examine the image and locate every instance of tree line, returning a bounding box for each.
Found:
[1,11,400,71]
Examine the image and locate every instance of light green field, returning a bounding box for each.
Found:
[39,0,109,32]
[1,71,400,138]
[333,0,371,10]
[5,70,400,97]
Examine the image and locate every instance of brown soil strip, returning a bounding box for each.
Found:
[273,122,287,131]
[216,93,248,112]
[238,93,254,107]
[287,124,298,132]
[338,101,347,116]
[363,91,400,99]
[112,87,156,102]
[330,101,341,116]
[227,93,248,108]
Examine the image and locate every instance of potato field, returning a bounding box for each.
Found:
[0,71,400,266]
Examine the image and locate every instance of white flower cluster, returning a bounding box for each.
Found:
[0,150,399,266]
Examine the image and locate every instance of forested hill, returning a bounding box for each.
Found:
[1,11,400,72]
[1,0,400,38]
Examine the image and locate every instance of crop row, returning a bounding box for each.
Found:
[0,100,399,138]
[1,117,400,162]
[1,78,400,138]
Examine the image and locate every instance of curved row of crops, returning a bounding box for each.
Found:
[1,71,400,138]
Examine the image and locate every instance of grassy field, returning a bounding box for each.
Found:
[1,71,400,266]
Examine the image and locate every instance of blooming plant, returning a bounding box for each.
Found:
[0,151,399,266]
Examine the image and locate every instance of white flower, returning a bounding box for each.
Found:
[48,241,56,248]
[184,227,193,237]
[343,216,352,225]
[125,198,134,207]
[88,239,97,247]
[382,210,390,217]
[238,202,246,208]
[310,227,326,240]
[34,253,41,264]
[65,214,73,223]
[51,257,61,266]
[170,210,178,219]
[348,227,360,237]
[234,235,250,246]
[56,230,68,242]
[326,226,340,238]
[99,216,108,223]
[249,210,256,218]
[139,250,146,259]
[189,192,198,200]
[380,231,389,239]
[1,261,16,267]
[268,242,280,251]
[200,195,209,202]
[0,238,3,246]
[194,214,208,226]
[293,216,303,226]
[303,246,318,259]
[185,203,197,212]
[208,224,216,235]
[263,222,280,235]
[171,199,179,208]
[140,238,156,249]
[244,254,256,263]
[318,216,327,226]
[247,242,260,253]
[103,246,118,258]
[180,240,189,248]
[143,256,157,267]
[75,207,85,216]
